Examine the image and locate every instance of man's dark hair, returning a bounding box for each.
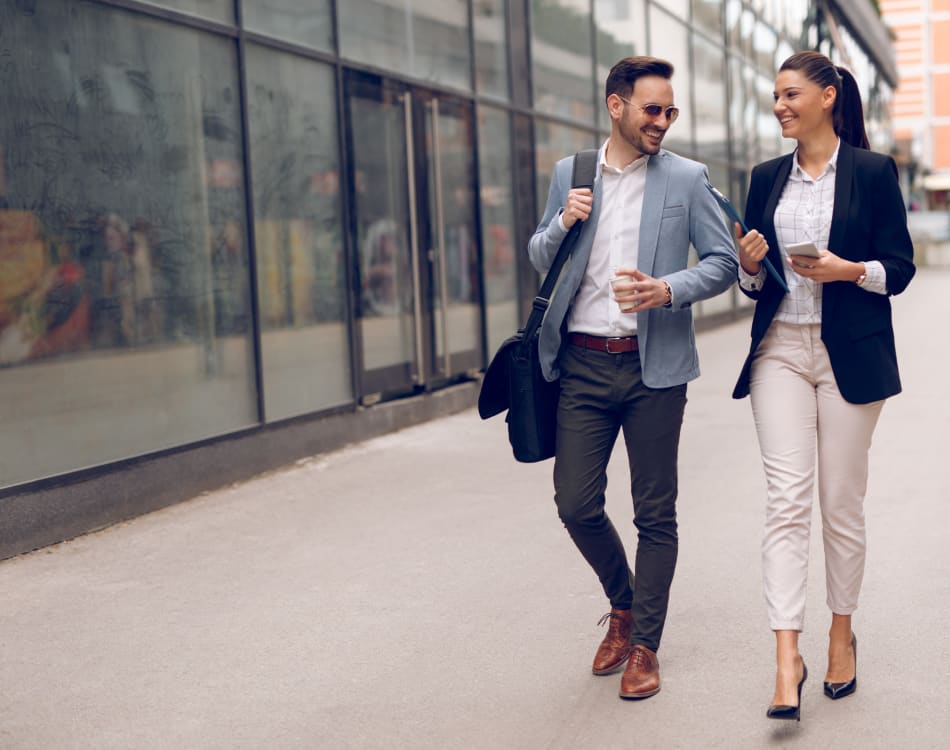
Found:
[605,56,674,103]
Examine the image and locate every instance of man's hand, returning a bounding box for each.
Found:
[562,188,593,229]
[612,268,671,312]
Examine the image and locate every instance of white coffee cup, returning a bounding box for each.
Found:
[610,273,637,312]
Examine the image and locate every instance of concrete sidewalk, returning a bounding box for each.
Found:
[1,270,948,749]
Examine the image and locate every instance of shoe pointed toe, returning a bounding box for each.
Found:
[766,704,801,721]
[823,677,857,700]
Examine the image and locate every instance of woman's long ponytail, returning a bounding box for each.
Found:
[834,66,870,150]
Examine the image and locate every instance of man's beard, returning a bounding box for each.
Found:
[619,120,664,156]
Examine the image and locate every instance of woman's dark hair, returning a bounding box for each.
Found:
[605,56,674,102]
[779,51,870,150]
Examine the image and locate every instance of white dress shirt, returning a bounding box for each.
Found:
[562,140,649,337]
[739,141,886,321]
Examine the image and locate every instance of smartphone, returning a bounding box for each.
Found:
[785,241,820,258]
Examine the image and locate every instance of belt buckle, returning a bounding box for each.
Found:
[604,337,625,354]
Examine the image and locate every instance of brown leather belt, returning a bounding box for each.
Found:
[569,333,639,353]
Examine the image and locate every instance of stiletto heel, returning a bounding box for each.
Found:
[824,633,857,700]
[767,659,807,721]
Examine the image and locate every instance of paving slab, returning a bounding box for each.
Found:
[1,270,948,749]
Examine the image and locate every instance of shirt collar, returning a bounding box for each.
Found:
[791,138,841,181]
[599,138,649,175]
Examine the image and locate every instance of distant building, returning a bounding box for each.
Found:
[882,0,950,207]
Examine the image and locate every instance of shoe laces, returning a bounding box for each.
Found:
[597,611,628,638]
[629,645,647,669]
[597,612,621,628]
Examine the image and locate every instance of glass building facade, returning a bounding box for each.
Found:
[0,0,898,546]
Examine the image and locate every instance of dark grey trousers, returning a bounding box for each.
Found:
[553,344,687,652]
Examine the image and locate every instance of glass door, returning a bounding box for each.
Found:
[347,74,423,399]
[422,94,482,383]
[345,72,482,401]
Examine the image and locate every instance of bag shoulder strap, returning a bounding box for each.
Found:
[571,148,598,190]
[522,148,598,338]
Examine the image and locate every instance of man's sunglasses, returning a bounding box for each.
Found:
[617,96,679,124]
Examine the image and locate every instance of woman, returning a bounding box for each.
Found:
[733,51,915,721]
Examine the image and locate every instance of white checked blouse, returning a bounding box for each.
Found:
[739,141,886,322]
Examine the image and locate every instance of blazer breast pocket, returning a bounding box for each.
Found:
[662,205,686,218]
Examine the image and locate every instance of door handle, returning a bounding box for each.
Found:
[403,91,425,385]
[429,98,451,376]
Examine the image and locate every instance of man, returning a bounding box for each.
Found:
[528,57,737,699]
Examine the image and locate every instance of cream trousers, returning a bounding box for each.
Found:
[750,321,884,631]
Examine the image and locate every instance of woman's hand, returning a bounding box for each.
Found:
[734,222,768,275]
[787,250,865,283]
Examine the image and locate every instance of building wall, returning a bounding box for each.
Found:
[0,0,898,555]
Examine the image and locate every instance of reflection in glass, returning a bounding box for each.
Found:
[425,99,481,376]
[658,0,689,22]
[729,58,754,169]
[692,34,728,163]
[243,0,333,52]
[782,0,810,40]
[142,0,232,22]
[753,21,777,73]
[531,0,595,123]
[339,0,471,91]
[595,0,645,131]
[692,0,723,37]
[756,73,782,160]
[534,120,597,224]
[348,83,418,383]
[739,8,756,61]
[0,1,255,486]
[474,0,509,99]
[246,47,351,421]
[477,107,518,356]
[648,7,693,156]
[774,39,794,73]
[725,0,743,49]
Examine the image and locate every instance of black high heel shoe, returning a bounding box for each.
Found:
[824,634,857,700]
[767,659,807,721]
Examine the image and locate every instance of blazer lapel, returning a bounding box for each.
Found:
[762,155,793,293]
[764,155,793,245]
[822,141,854,325]
[638,153,670,273]
[828,141,854,258]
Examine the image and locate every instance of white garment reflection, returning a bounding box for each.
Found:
[361,218,409,316]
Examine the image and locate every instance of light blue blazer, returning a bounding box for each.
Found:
[528,147,737,388]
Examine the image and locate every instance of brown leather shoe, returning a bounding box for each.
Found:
[619,644,661,699]
[591,609,632,675]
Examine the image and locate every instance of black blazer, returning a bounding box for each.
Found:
[733,141,916,404]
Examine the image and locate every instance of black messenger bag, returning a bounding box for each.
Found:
[477,149,598,462]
